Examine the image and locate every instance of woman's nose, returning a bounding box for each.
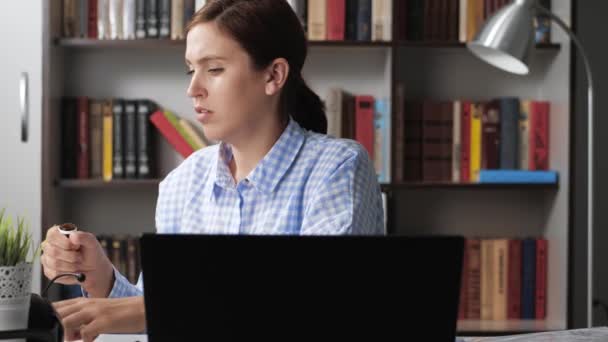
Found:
[187,76,207,98]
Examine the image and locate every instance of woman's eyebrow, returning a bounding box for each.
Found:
[185,55,227,65]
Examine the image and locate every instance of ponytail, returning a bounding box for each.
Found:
[284,75,327,134]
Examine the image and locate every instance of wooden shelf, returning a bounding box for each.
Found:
[55,38,559,50]
[380,182,558,191]
[395,41,561,50]
[457,319,565,335]
[57,179,161,188]
[55,38,392,48]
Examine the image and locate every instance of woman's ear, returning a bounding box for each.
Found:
[265,58,289,96]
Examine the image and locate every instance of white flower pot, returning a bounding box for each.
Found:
[0,262,32,339]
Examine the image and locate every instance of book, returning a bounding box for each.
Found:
[308,0,326,41]
[112,99,125,179]
[507,239,522,319]
[136,100,156,178]
[478,170,558,184]
[88,0,99,39]
[146,0,159,38]
[355,95,375,160]
[77,97,90,179]
[374,98,390,183]
[109,0,124,39]
[159,0,171,38]
[163,110,200,150]
[149,110,194,158]
[326,0,345,41]
[61,98,78,179]
[521,238,537,319]
[135,0,146,38]
[98,0,111,39]
[102,100,113,181]
[124,100,138,178]
[356,0,371,41]
[90,100,103,179]
[123,0,136,39]
[178,118,207,150]
[371,0,391,41]
[171,0,185,40]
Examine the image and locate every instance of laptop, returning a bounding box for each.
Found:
[140,234,464,341]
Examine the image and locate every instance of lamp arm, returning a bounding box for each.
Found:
[535,2,596,327]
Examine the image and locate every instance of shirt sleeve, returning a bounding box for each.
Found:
[300,146,385,235]
[81,268,143,298]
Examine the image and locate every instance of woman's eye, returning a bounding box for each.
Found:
[208,68,224,74]
[186,70,194,75]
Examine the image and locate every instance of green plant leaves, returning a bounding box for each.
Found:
[0,208,38,267]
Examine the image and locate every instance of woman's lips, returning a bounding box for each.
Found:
[195,106,212,123]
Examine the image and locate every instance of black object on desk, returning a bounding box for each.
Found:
[141,234,465,342]
[0,294,63,342]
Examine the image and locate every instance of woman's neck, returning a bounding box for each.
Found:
[228,116,287,183]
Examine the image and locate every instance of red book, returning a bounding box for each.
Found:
[458,238,469,320]
[326,0,345,41]
[149,110,194,158]
[88,0,98,39]
[77,96,90,179]
[460,101,471,183]
[507,239,522,319]
[355,95,375,160]
[529,101,550,170]
[535,238,548,319]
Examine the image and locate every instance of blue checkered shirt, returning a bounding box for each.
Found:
[104,118,385,298]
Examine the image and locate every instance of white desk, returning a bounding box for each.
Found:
[74,334,147,342]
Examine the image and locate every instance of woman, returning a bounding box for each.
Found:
[41,0,384,340]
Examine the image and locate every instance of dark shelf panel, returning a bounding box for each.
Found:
[57,179,161,188]
[380,182,558,191]
[395,41,561,50]
[55,38,392,48]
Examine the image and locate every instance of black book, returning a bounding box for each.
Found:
[124,100,138,179]
[112,99,125,179]
[61,97,78,179]
[146,0,159,38]
[136,0,147,38]
[136,100,157,178]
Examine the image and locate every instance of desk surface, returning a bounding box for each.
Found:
[460,327,608,341]
[85,327,608,342]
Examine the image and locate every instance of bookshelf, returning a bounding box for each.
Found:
[34,0,574,336]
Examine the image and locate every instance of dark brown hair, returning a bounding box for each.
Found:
[186,0,327,134]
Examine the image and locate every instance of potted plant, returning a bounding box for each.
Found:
[0,208,40,333]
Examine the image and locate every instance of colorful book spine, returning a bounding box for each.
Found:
[102,100,113,181]
[355,95,375,160]
[374,98,391,183]
[478,170,557,184]
[149,110,194,158]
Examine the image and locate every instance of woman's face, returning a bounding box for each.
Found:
[185,22,271,143]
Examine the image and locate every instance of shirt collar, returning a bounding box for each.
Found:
[212,118,305,195]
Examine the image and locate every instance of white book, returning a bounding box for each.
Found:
[452,101,462,182]
[109,0,124,39]
[372,0,392,41]
[122,0,136,39]
[98,0,111,39]
[459,0,468,42]
[307,0,326,41]
[172,0,185,40]
[195,0,207,11]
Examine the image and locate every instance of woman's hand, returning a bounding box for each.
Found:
[53,296,146,342]
[41,226,115,298]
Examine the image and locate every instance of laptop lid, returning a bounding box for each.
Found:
[141,234,464,341]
